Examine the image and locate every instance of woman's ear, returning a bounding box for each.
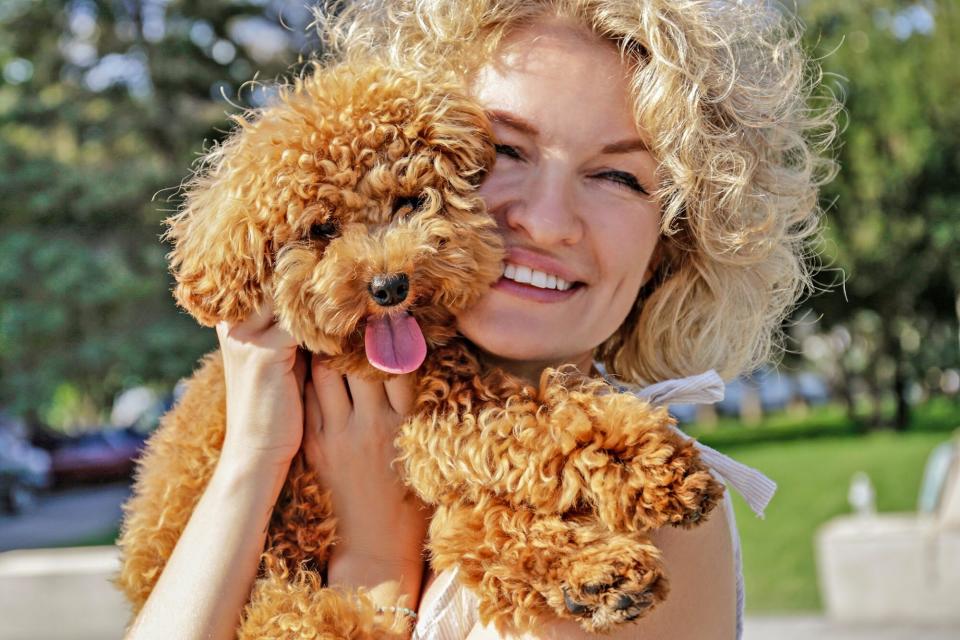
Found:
[163,134,272,327]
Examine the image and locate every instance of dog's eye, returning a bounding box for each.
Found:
[393,194,427,214]
[309,221,339,240]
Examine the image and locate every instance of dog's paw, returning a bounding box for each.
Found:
[543,541,668,632]
[668,468,726,529]
[593,443,728,532]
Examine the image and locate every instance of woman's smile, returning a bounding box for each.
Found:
[493,245,586,303]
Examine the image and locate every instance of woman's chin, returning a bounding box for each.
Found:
[460,328,539,360]
[456,318,585,372]
[455,290,599,371]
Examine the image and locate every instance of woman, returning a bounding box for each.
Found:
[127,1,836,638]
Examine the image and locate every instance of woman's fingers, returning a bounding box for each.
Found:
[342,372,415,420]
[216,299,297,351]
[242,298,276,333]
[308,355,413,446]
[292,349,308,395]
[302,377,324,469]
[303,378,321,431]
[311,355,351,430]
[384,374,415,415]
[222,298,275,337]
[346,375,389,422]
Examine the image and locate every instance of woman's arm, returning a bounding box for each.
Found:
[125,454,290,639]
[126,301,307,639]
[465,497,737,640]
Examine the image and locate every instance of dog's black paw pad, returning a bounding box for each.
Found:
[677,493,715,527]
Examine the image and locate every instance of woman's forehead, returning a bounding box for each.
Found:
[470,22,645,144]
[490,18,626,77]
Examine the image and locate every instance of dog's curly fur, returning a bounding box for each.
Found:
[116,60,724,638]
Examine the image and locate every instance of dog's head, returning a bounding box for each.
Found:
[165,63,503,375]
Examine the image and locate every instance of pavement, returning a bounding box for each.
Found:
[0,481,130,551]
[742,616,960,639]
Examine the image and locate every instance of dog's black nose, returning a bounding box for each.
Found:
[368,273,409,307]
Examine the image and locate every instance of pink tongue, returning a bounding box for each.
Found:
[364,314,427,374]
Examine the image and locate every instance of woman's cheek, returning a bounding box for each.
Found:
[480,164,524,202]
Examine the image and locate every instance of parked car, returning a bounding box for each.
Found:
[715,367,832,417]
[0,412,52,515]
[45,427,148,485]
[27,388,173,486]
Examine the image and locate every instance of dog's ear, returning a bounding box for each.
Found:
[419,90,497,191]
[163,119,275,327]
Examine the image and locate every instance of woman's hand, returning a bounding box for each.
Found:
[302,354,429,602]
[217,298,307,470]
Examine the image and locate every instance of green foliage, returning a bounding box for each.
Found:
[0,1,312,425]
[796,0,960,426]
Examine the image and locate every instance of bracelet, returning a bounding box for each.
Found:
[376,605,418,620]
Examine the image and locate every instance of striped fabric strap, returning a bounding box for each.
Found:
[412,565,478,639]
[635,369,778,519]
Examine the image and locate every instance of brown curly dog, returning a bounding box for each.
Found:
[115,60,724,638]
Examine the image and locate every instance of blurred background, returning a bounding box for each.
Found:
[0,0,958,638]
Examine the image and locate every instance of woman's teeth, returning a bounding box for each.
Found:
[501,263,573,291]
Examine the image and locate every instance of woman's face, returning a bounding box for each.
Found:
[456,19,661,375]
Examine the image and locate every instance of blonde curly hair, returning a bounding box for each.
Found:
[314,0,839,385]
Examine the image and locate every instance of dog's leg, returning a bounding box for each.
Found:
[235,454,344,637]
[428,495,668,634]
[115,351,229,613]
[400,350,723,532]
[261,454,337,572]
[555,387,726,533]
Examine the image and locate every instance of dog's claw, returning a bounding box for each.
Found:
[678,491,716,526]
[583,576,625,595]
[615,593,634,611]
[562,587,591,616]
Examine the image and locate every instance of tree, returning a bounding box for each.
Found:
[0,0,314,429]
[798,0,960,428]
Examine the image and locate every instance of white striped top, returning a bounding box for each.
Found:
[413,370,776,640]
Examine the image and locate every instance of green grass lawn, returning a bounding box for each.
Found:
[717,429,956,612]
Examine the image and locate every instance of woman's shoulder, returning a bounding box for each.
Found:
[642,492,738,637]
[454,496,737,640]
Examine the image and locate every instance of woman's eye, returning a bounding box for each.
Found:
[494,144,523,160]
[594,170,649,195]
[309,221,339,240]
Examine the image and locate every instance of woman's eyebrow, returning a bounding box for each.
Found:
[600,138,649,154]
[487,109,648,154]
[486,110,539,136]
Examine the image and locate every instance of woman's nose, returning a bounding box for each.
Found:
[502,166,584,246]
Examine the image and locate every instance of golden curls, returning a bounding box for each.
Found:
[313,0,840,384]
